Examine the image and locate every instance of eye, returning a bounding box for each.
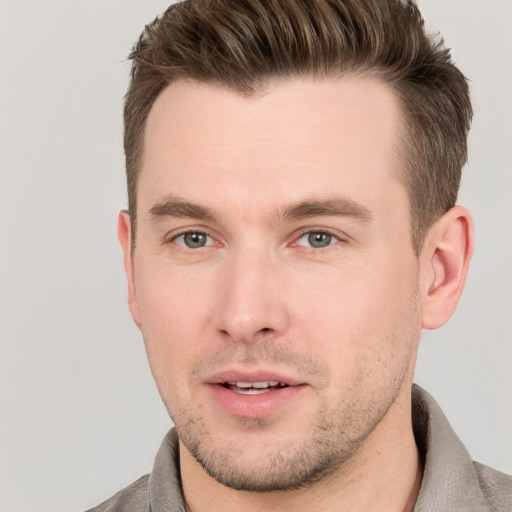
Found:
[173,231,213,249]
[296,231,339,249]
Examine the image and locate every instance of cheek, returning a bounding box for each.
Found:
[136,259,214,331]
[134,264,216,388]
[290,255,420,360]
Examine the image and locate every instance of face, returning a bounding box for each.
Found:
[123,77,424,491]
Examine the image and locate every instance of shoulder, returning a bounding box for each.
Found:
[473,461,512,511]
[84,429,184,512]
[85,474,150,512]
[411,385,512,511]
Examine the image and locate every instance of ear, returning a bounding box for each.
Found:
[421,205,474,330]
[118,211,141,329]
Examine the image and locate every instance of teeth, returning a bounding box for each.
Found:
[232,381,252,388]
[226,381,283,389]
[225,381,289,395]
[252,381,271,389]
[234,387,270,395]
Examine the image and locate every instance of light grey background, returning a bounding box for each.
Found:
[1,1,511,511]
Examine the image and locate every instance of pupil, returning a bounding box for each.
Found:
[184,232,206,248]
[308,232,331,248]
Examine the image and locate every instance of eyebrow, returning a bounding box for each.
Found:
[148,194,372,224]
[277,198,372,223]
[149,194,217,222]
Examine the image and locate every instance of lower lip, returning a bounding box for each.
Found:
[207,383,307,419]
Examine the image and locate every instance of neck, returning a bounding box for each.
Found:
[180,385,422,512]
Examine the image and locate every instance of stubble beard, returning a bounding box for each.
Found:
[174,400,389,492]
[168,347,414,493]
[154,292,421,493]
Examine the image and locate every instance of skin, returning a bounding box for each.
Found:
[119,77,473,512]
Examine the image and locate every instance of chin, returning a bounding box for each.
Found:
[176,407,366,493]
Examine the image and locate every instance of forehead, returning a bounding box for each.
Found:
[140,77,406,219]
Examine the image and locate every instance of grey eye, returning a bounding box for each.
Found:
[296,231,337,248]
[180,232,209,248]
[307,232,332,248]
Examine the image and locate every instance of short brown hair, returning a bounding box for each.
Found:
[124,0,472,254]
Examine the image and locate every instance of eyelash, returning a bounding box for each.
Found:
[167,228,344,252]
[170,229,216,249]
[293,229,343,250]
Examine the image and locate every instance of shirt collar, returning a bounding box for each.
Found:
[147,385,490,511]
[412,384,489,511]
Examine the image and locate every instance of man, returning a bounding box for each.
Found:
[89,0,512,510]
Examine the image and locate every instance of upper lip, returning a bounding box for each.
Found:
[206,368,304,387]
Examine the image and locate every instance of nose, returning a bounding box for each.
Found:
[213,247,289,344]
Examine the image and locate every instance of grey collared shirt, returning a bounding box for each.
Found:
[87,385,512,511]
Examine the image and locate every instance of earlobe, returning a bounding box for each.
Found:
[118,211,141,328]
[421,206,474,330]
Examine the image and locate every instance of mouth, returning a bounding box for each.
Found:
[206,372,306,419]
[222,381,290,395]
